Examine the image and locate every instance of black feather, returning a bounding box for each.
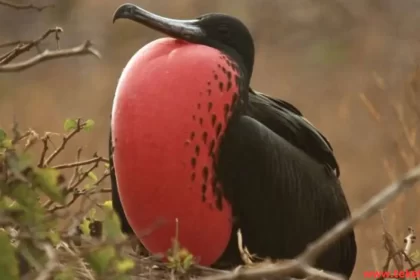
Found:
[214,113,356,278]
[248,88,340,177]
[108,131,134,235]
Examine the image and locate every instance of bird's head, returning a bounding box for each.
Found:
[113,3,255,79]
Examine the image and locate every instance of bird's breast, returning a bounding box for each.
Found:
[111,37,243,265]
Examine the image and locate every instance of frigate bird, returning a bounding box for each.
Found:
[109,3,357,278]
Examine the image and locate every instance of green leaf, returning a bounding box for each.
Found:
[410,250,420,262]
[0,129,6,142]
[88,208,96,219]
[88,171,98,182]
[63,119,77,132]
[78,218,91,236]
[1,139,12,149]
[102,200,113,210]
[83,119,95,131]
[8,183,38,209]
[115,258,135,273]
[86,245,116,275]
[4,152,32,174]
[18,241,46,274]
[32,168,65,204]
[53,268,75,280]
[182,253,194,270]
[47,230,61,246]
[103,209,124,241]
[83,183,92,190]
[0,231,19,280]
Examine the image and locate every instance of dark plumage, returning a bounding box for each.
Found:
[110,4,357,279]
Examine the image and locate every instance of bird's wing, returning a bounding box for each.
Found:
[216,115,356,276]
[247,88,340,177]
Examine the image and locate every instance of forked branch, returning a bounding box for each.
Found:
[0,41,100,72]
[0,27,63,65]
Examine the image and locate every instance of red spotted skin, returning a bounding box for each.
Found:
[111,37,241,265]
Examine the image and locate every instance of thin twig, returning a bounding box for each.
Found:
[48,169,110,213]
[52,156,108,170]
[0,1,54,11]
[204,164,420,280]
[0,41,101,72]
[382,227,404,272]
[0,27,62,65]
[0,40,31,49]
[38,135,49,167]
[34,243,58,280]
[43,119,83,167]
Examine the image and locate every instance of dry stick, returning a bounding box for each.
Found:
[379,210,404,273]
[0,0,54,11]
[48,168,110,213]
[0,41,101,72]
[34,243,58,280]
[0,27,62,65]
[203,164,420,280]
[66,147,84,190]
[43,119,83,167]
[37,135,50,167]
[0,40,31,48]
[381,224,404,272]
[400,251,418,280]
[52,156,108,170]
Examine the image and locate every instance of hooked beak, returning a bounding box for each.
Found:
[113,3,205,42]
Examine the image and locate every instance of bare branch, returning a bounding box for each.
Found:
[0,27,62,65]
[48,168,110,213]
[34,243,58,280]
[0,1,54,12]
[204,164,420,280]
[37,134,50,167]
[0,41,101,73]
[52,156,109,170]
[0,40,31,49]
[43,119,84,167]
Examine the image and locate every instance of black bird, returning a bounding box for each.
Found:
[109,3,357,279]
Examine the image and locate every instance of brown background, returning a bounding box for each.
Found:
[1,0,420,278]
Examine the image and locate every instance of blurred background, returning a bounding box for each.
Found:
[1,0,420,278]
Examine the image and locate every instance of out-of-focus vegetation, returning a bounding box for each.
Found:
[1,0,420,279]
[0,118,208,279]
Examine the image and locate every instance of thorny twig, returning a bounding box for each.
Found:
[47,168,110,213]
[52,156,109,170]
[0,40,31,49]
[204,164,420,280]
[376,228,418,280]
[379,211,404,273]
[7,119,110,216]
[0,41,100,72]
[0,0,54,12]
[0,27,62,65]
[39,119,83,167]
